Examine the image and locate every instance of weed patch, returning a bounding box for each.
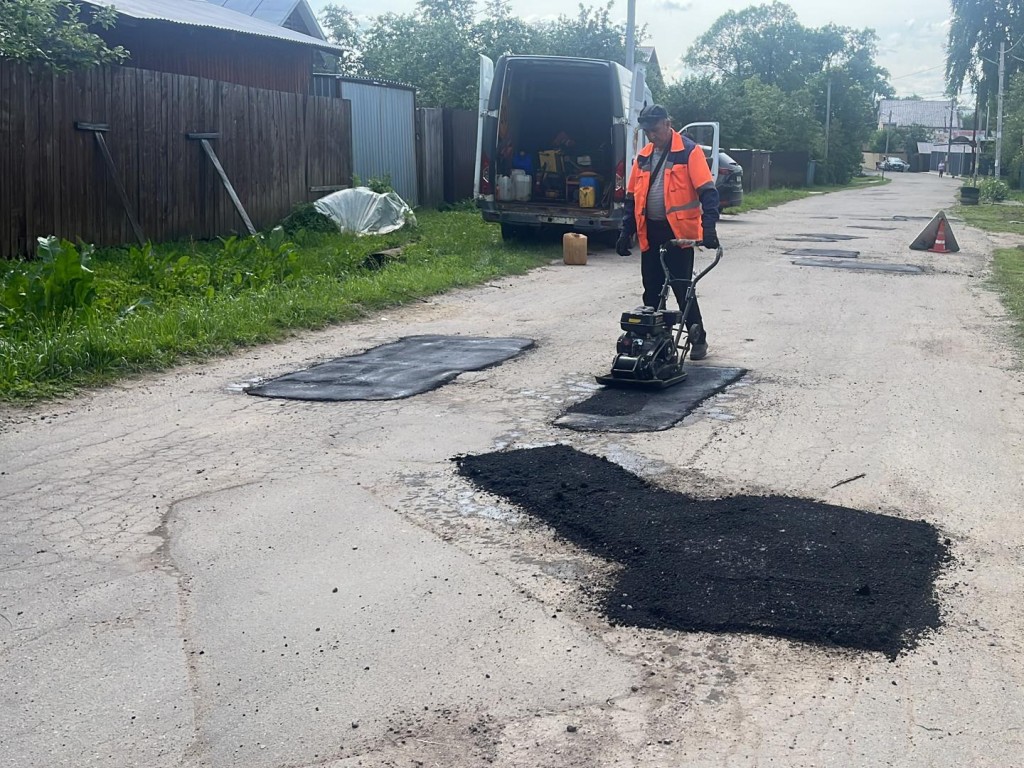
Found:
[0,211,556,401]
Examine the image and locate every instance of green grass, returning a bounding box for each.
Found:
[993,248,1024,351]
[725,176,889,215]
[955,191,1024,353]
[0,210,558,401]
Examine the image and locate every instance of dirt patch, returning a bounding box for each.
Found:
[455,445,947,659]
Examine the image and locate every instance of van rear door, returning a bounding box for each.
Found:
[474,55,497,200]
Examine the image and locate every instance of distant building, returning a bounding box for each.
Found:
[204,0,326,40]
[877,99,960,134]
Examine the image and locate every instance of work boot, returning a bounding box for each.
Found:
[689,341,709,361]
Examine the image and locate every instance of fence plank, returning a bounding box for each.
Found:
[0,61,353,257]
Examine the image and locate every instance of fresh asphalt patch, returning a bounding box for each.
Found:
[246,336,534,401]
[777,233,867,242]
[555,366,747,432]
[455,445,947,658]
[782,248,860,258]
[792,259,924,274]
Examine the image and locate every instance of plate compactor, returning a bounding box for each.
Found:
[597,239,723,389]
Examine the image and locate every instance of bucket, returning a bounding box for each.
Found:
[513,173,532,201]
[563,232,588,265]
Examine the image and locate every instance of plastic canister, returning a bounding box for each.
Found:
[562,232,587,265]
[496,175,512,201]
[578,175,598,208]
[513,173,532,201]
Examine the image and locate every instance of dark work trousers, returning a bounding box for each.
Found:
[640,219,706,342]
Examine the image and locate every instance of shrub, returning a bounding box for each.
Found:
[1,237,97,328]
[980,178,1010,203]
[280,202,337,235]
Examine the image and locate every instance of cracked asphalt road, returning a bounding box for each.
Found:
[3,172,1024,767]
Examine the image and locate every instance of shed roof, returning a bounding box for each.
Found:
[878,99,960,129]
[83,0,341,53]
[204,0,326,40]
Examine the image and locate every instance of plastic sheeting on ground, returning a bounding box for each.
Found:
[313,187,416,236]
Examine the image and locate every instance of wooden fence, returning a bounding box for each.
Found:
[0,62,352,258]
[417,107,476,208]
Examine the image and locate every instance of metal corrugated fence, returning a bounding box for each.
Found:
[312,75,418,205]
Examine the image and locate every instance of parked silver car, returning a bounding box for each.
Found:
[879,157,909,172]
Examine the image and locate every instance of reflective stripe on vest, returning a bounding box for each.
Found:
[630,132,707,250]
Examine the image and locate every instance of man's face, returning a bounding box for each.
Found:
[643,119,673,148]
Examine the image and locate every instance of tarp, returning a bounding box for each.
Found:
[314,187,416,236]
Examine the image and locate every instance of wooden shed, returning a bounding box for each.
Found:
[82,0,343,93]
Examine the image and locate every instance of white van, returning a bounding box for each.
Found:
[474,54,652,241]
[474,54,721,241]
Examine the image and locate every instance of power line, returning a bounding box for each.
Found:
[889,64,945,81]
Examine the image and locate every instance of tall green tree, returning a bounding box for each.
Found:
[475,0,539,62]
[868,124,934,154]
[536,2,626,63]
[946,0,1023,105]
[0,0,126,71]
[359,6,478,107]
[685,1,811,91]
[318,3,361,75]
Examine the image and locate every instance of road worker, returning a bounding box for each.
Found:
[616,104,720,360]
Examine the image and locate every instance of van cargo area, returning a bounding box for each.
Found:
[477,55,639,238]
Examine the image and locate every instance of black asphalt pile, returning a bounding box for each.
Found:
[455,445,947,658]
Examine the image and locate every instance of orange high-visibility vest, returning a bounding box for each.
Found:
[627,131,715,251]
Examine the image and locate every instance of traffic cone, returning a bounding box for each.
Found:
[929,219,949,253]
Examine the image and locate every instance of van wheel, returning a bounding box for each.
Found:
[501,224,523,241]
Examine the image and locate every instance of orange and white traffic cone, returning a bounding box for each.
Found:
[929,219,949,253]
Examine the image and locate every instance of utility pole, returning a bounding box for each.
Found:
[972,92,980,179]
[996,41,1006,179]
[946,96,956,176]
[824,79,832,162]
[625,0,636,71]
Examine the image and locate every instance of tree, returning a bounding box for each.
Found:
[475,0,539,62]
[0,0,127,71]
[359,10,478,108]
[685,2,812,91]
[536,2,626,63]
[868,124,934,154]
[319,3,361,75]
[946,0,1024,105]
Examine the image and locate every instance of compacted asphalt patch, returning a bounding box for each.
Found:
[456,445,947,659]
[555,366,747,432]
[247,336,534,400]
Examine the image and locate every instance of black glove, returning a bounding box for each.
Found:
[701,229,719,249]
[615,232,632,257]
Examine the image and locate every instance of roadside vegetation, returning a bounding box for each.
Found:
[0,209,557,401]
[957,192,1024,352]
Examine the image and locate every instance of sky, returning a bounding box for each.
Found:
[308,0,954,100]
